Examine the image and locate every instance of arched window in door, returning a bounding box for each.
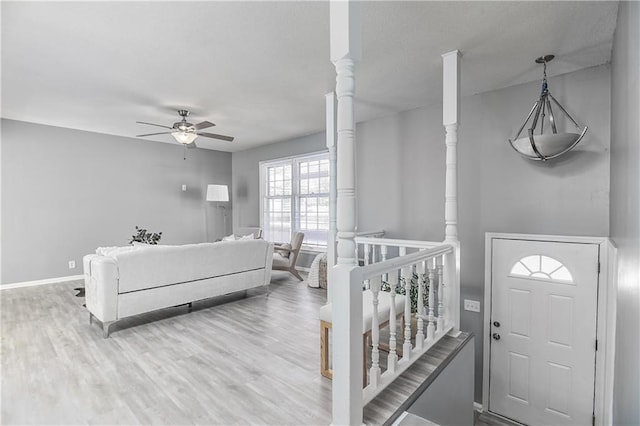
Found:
[510,255,574,283]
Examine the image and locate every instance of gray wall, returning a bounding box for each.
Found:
[359,64,611,402]
[232,64,611,403]
[407,336,475,426]
[1,119,231,284]
[458,65,611,402]
[610,2,640,424]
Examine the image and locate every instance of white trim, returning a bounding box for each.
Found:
[482,232,616,426]
[390,411,410,426]
[473,402,483,412]
[297,266,311,273]
[301,245,327,254]
[1,274,84,290]
[259,151,331,246]
[257,149,329,168]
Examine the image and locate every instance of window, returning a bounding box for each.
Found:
[510,255,574,283]
[261,152,330,247]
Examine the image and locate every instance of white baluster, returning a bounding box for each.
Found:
[402,264,412,360]
[427,259,436,341]
[437,255,445,332]
[369,275,382,388]
[381,244,388,283]
[415,262,425,350]
[363,243,371,289]
[387,270,398,373]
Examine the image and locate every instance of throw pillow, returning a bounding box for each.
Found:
[279,243,292,258]
[240,233,255,240]
[222,234,237,242]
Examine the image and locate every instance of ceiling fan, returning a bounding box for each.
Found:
[136,109,234,148]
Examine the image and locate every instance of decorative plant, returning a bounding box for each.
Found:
[129,226,162,245]
[381,272,429,314]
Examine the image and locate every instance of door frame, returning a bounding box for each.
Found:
[482,232,617,425]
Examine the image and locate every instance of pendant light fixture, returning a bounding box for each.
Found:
[509,55,588,161]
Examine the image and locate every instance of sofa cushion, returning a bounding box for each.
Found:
[111,239,272,294]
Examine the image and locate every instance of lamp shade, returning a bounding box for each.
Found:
[206,184,229,202]
[172,131,198,145]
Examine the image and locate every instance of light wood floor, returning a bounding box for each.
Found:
[1,272,333,425]
[1,272,472,426]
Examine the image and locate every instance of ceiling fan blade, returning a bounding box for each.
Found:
[194,121,215,130]
[186,141,198,149]
[136,131,173,137]
[136,121,174,130]
[197,132,234,142]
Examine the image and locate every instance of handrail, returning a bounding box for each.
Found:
[355,236,443,250]
[359,244,453,280]
[356,230,386,238]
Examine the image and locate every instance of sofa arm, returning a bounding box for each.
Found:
[264,243,274,285]
[83,254,119,323]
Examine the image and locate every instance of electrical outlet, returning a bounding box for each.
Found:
[463,299,481,312]
[68,260,76,269]
[181,184,187,191]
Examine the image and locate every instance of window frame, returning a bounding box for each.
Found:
[259,150,330,249]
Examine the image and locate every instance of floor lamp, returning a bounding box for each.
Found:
[206,184,229,240]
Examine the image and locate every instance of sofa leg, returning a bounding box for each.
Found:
[188,302,193,312]
[266,284,271,298]
[102,321,114,338]
[89,312,93,325]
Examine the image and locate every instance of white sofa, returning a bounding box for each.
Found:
[83,239,274,337]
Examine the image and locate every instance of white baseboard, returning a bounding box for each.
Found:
[474,402,483,412]
[1,274,84,290]
[297,266,311,273]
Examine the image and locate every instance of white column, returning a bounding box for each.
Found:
[330,1,362,424]
[442,50,460,244]
[442,50,461,335]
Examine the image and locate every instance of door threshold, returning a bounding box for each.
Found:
[475,410,525,426]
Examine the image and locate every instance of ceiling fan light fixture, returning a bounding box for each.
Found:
[172,131,198,145]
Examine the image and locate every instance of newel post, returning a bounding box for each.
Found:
[442,50,461,334]
[330,1,362,424]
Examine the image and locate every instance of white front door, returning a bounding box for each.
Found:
[489,238,599,425]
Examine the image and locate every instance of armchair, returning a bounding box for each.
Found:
[272,232,304,281]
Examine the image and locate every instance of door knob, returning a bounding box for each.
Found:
[492,333,501,340]
[493,321,501,327]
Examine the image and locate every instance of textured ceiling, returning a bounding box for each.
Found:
[1,1,618,152]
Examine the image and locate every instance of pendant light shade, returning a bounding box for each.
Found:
[509,55,588,161]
